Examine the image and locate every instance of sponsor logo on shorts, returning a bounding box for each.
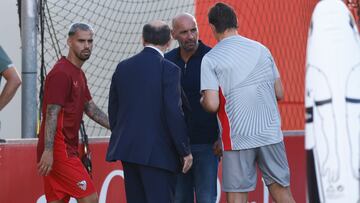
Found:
[77,180,87,191]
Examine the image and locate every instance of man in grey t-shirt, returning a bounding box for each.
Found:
[0,46,21,111]
[200,2,295,203]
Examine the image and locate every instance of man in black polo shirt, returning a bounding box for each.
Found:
[165,13,220,203]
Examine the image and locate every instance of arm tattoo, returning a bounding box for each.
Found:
[44,104,61,150]
[84,100,110,129]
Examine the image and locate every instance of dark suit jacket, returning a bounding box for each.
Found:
[106,47,190,173]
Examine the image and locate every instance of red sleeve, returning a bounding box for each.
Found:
[45,71,71,106]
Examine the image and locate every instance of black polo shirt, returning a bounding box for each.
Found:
[165,41,219,144]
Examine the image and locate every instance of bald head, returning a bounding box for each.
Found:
[171,13,199,52]
[172,13,197,29]
[142,20,171,46]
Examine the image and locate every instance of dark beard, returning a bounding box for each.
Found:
[76,51,91,61]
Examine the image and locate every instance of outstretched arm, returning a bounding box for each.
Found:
[84,100,110,129]
[0,67,21,110]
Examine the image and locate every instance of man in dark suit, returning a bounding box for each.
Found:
[106,20,193,203]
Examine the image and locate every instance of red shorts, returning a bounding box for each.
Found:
[43,156,96,202]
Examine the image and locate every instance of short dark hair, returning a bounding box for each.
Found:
[68,22,93,36]
[142,23,171,46]
[208,2,238,33]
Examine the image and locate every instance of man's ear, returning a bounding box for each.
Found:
[141,36,145,46]
[171,29,176,40]
[209,24,216,33]
[67,37,72,48]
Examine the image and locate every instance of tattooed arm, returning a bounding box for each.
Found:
[37,104,61,176]
[84,100,110,129]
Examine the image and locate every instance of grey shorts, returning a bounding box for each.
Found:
[222,141,290,192]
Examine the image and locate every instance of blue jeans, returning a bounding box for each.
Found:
[175,144,219,203]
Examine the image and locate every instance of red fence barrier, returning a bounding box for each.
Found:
[0,135,305,203]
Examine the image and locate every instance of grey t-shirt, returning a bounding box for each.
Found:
[0,46,14,84]
[201,35,282,150]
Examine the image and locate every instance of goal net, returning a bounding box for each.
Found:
[38,0,318,137]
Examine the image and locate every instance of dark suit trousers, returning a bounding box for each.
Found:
[122,161,177,203]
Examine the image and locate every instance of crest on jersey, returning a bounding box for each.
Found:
[77,180,87,191]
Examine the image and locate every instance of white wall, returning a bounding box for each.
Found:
[0,0,22,139]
